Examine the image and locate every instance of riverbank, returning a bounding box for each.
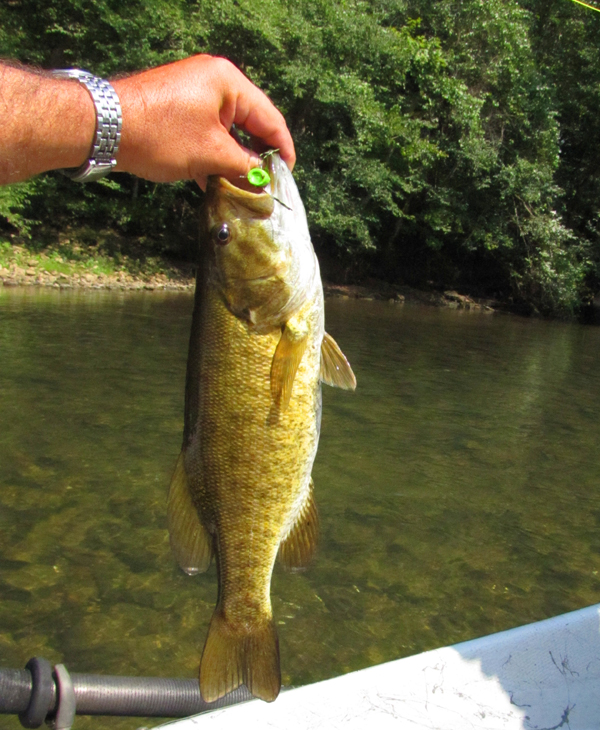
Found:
[0,238,495,311]
[0,238,194,292]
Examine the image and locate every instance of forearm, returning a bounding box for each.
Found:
[0,63,95,185]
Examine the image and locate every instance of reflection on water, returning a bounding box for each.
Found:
[1,287,600,729]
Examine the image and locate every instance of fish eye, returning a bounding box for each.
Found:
[214,224,231,245]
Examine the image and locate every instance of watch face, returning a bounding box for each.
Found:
[51,68,92,81]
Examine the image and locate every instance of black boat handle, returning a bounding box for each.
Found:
[0,658,253,728]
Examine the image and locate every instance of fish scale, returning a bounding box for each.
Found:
[195,287,322,614]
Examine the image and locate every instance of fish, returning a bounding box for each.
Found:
[167,152,356,703]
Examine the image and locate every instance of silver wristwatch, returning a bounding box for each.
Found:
[52,69,122,183]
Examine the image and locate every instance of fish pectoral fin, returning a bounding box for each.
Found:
[320,331,357,390]
[270,316,309,411]
[278,478,319,571]
[200,609,281,703]
[167,452,213,575]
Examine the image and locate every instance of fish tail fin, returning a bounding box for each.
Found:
[200,607,281,703]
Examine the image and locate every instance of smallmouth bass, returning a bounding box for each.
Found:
[168,153,356,703]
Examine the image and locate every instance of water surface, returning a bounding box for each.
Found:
[1,288,600,729]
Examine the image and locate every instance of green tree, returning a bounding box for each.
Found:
[518,0,600,291]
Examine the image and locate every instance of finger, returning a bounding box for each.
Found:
[195,133,261,191]
[230,90,296,171]
[242,109,296,171]
[195,174,208,192]
[221,135,262,180]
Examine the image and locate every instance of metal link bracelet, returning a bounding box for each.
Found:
[52,69,122,183]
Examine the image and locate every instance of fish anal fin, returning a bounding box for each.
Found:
[270,315,309,411]
[167,452,213,575]
[200,608,281,703]
[278,478,319,571]
[320,332,357,390]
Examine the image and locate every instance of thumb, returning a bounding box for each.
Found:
[195,132,262,191]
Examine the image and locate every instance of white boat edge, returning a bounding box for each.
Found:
[156,603,600,730]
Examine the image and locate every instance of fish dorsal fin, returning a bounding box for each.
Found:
[320,332,357,390]
[270,314,309,412]
[167,452,213,575]
[278,478,319,571]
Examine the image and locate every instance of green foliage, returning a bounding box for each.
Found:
[518,0,600,290]
[1,0,598,316]
[0,0,193,73]
[0,182,37,236]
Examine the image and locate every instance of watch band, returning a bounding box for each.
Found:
[52,69,122,183]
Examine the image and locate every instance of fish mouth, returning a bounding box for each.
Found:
[211,151,279,199]
[209,176,275,218]
[206,153,296,219]
[216,177,268,197]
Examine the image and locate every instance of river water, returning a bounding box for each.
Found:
[1,287,600,729]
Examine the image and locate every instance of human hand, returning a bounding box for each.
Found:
[112,55,296,190]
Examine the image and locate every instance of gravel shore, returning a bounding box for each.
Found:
[0,246,494,310]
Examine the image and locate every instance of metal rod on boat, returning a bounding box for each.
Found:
[0,657,253,728]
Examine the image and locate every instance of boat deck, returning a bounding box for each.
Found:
[158,603,600,730]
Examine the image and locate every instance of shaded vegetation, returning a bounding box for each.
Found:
[2,0,600,316]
